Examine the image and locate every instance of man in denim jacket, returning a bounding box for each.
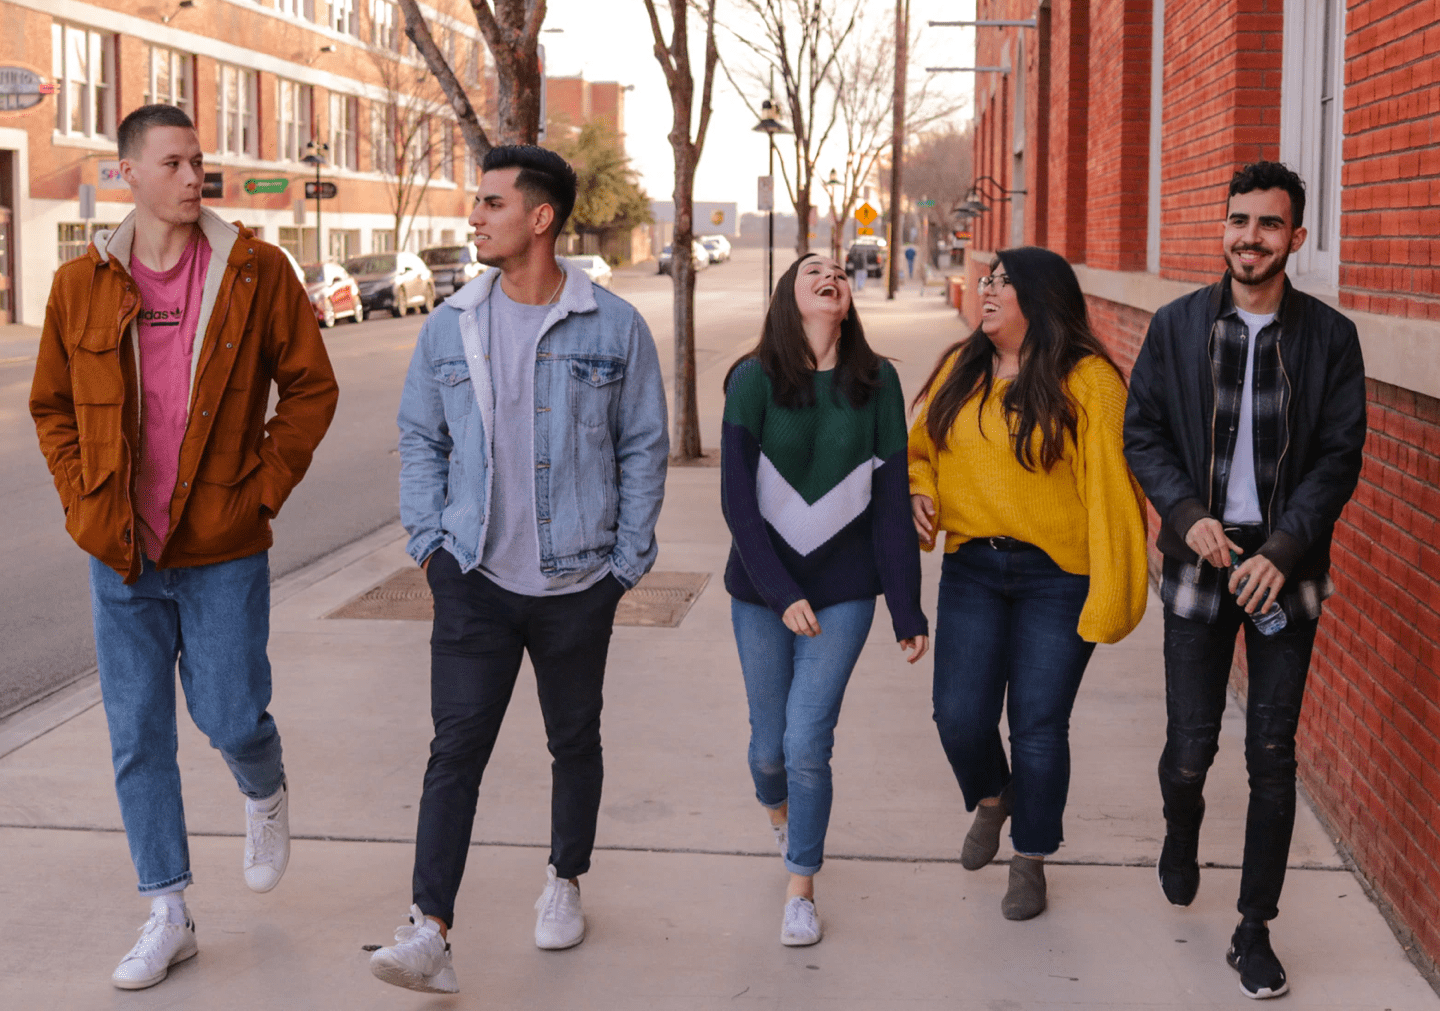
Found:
[371,146,668,994]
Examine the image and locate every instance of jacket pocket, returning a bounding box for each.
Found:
[567,356,625,429]
[177,449,266,555]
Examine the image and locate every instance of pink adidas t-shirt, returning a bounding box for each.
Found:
[130,230,212,559]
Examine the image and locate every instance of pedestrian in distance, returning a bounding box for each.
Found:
[29,104,339,990]
[909,246,1148,921]
[721,252,929,947]
[1123,161,1367,1001]
[846,243,868,291]
[904,244,917,279]
[371,145,668,994]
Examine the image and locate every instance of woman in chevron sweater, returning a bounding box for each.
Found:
[721,253,929,948]
[909,246,1148,922]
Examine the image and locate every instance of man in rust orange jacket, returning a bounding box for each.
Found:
[29,105,338,991]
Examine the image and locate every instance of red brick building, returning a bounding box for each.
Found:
[961,0,1440,974]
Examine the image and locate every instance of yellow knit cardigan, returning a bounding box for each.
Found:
[908,353,1149,644]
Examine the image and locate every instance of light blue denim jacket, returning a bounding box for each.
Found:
[397,259,668,588]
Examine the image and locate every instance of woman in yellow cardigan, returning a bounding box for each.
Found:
[909,247,1148,921]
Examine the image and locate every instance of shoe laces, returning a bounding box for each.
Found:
[783,897,816,932]
[536,873,579,923]
[245,803,283,866]
[123,912,175,964]
[392,907,441,952]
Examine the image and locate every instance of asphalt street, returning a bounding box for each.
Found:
[0,247,768,718]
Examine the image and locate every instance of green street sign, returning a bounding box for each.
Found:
[244,178,289,194]
[917,199,937,207]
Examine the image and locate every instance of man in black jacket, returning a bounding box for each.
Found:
[1124,161,1366,1001]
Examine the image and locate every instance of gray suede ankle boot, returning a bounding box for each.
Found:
[960,785,1012,870]
[1001,857,1047,920]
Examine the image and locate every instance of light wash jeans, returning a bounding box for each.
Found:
[731,596,875,876]
[89,552,284,893]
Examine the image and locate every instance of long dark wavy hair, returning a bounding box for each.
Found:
[913,246,1122,472]
[724,253,883,409]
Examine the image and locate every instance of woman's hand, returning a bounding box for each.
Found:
[783,599,821,637]
[899,635,929,664]
[911,494,936,547]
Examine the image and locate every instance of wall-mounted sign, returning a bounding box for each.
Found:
[0,68,49,112]
[304,181,337,199]
[202,172,224,199]
[244,178,288,194]
[710,209,725,225]
[98,160,127,190]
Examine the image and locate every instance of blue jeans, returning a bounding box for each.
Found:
[89,552,284,893]
[932,541,1095,856]
[731,597,875,875]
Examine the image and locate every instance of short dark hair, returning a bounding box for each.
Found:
[118,104,197,159]
[481,145,579,235]
[1228,161,1306,230]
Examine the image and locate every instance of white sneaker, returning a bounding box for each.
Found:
[369,905,459,994]
[781,896,822,947]
[111,898,198,990]
[534,864,586,950]
[771,820,789,859]
[243,781,290,893]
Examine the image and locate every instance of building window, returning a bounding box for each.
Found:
[215,63,258,157]
[1280,0,1344,288]
[332,0,359,36]
[52,23,115,139]
[372,229,396,253]
[466,39,480,86]
[277,78,313,163]
[440,121,454,183]
[330,228,360,261]
[145,46,193,118]
[371,102,396,174]
[274,0,315,20]
[57,221,119,263]
[370,0,400,51]
[278,226,318,263]
[330,94,359,171]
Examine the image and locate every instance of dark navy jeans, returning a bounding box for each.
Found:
[413,549,626,928]
[1160,600,1319,922]
[932,541,1095,856]
[89,551,283,893]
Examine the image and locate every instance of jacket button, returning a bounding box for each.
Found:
[182,481,189,488]
[226,343,233,349]
[202,410,209,417]
[244,277,253,283]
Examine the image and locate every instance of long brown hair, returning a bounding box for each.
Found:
[724,253,882,408]
[913,246,1122,471]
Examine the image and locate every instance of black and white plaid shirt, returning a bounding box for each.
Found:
[1159,308,1332,624]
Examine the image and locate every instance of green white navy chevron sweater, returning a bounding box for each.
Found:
[721,357,927,641]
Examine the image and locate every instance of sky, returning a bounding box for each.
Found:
[537,0,979,215]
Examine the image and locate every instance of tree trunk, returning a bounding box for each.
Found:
[794,189,812,257]
[887,0,907,299]
[494,47,542,144]
[671,152,701,460]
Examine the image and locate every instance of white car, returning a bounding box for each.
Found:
[699,235,731,263]
[564,254,613,289]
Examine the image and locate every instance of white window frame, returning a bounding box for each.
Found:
[370,0,400,51]
[440,120,454,182]
[215,63,258,158]
[145,45,194,118]
[329,93,359,171]
[52,22,115,140]
[1280,0,1345,291]
[277,78,313,163]
[331,0,359,36]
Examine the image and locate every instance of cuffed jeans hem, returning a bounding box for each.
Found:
[759,796,788,811]
[138,871,192,895]
[1013,847,1052,858]
[784,858,822,876]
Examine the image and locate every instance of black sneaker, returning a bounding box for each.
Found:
[1227,920,1289,999]
[1156,832,1200,906]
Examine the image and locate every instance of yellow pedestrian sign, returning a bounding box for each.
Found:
[857,227,874,236]
[855,202,878,226]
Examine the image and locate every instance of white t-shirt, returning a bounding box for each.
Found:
[1223,307,1276,525]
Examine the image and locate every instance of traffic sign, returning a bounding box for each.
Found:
[757,175,774,212]
[917,198,937,207]
[305,181,337,199]
[202,172,224,199]
[855,202,878,226]
[245,178,288,194]
[857,226,874,236]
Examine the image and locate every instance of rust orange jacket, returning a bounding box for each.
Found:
[30,208,339,583]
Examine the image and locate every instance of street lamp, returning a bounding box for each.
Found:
[752,98,789,302]
[301,140,329,262]
[822,168,843,261]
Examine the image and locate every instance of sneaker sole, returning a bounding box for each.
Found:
[112,939,198,990]
[781,931,822,947]
[1227,947,1289,1000]
[535,926,586,951]
[370,953,459,994]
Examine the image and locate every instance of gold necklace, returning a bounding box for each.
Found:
[546,272,565,305]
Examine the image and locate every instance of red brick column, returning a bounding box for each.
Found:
[1047,0,1091,263]
[1085,0,1153,271]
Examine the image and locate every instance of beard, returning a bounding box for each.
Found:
[1225,244,1290,286]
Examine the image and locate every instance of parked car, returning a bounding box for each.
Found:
[847,236,888,278]
[279,247,306,287]
[419,243,483,298]
[699,235,731,263]
[564,254,613,289]
[302,262,364,327]
[656,240,709,275]
[343,251,435,316]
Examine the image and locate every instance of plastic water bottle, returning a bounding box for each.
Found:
[1230,549,1288,636]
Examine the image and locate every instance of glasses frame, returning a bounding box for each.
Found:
[977,273,1012,293]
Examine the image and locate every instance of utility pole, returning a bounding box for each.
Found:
[887,0,908,299]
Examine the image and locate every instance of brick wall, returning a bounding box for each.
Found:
[1084,0,1153,271]
[1338,0,1440,321]
[1157,0,1283,282]
[1047,0,1091,262]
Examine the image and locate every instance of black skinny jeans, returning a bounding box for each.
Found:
[1159,595,1319,923]
[412,549,626,928]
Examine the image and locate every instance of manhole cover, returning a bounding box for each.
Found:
[327,568,710,628]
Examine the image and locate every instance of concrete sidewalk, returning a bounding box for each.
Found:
[1,286,1435,1009]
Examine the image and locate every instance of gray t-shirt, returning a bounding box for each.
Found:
[1223,307,1276,525]
[479,282,608,596]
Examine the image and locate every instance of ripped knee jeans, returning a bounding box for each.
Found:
[1158,603,1318,922]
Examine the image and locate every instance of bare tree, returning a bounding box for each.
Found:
[903,125,973,264]
[397,0,545,157]
[718,0,859,255]
[368,45,448,253]
[643,0,720,462]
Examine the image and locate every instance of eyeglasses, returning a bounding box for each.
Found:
[977,274,1011,293]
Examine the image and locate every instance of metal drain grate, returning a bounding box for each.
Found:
[327,568,710,627]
